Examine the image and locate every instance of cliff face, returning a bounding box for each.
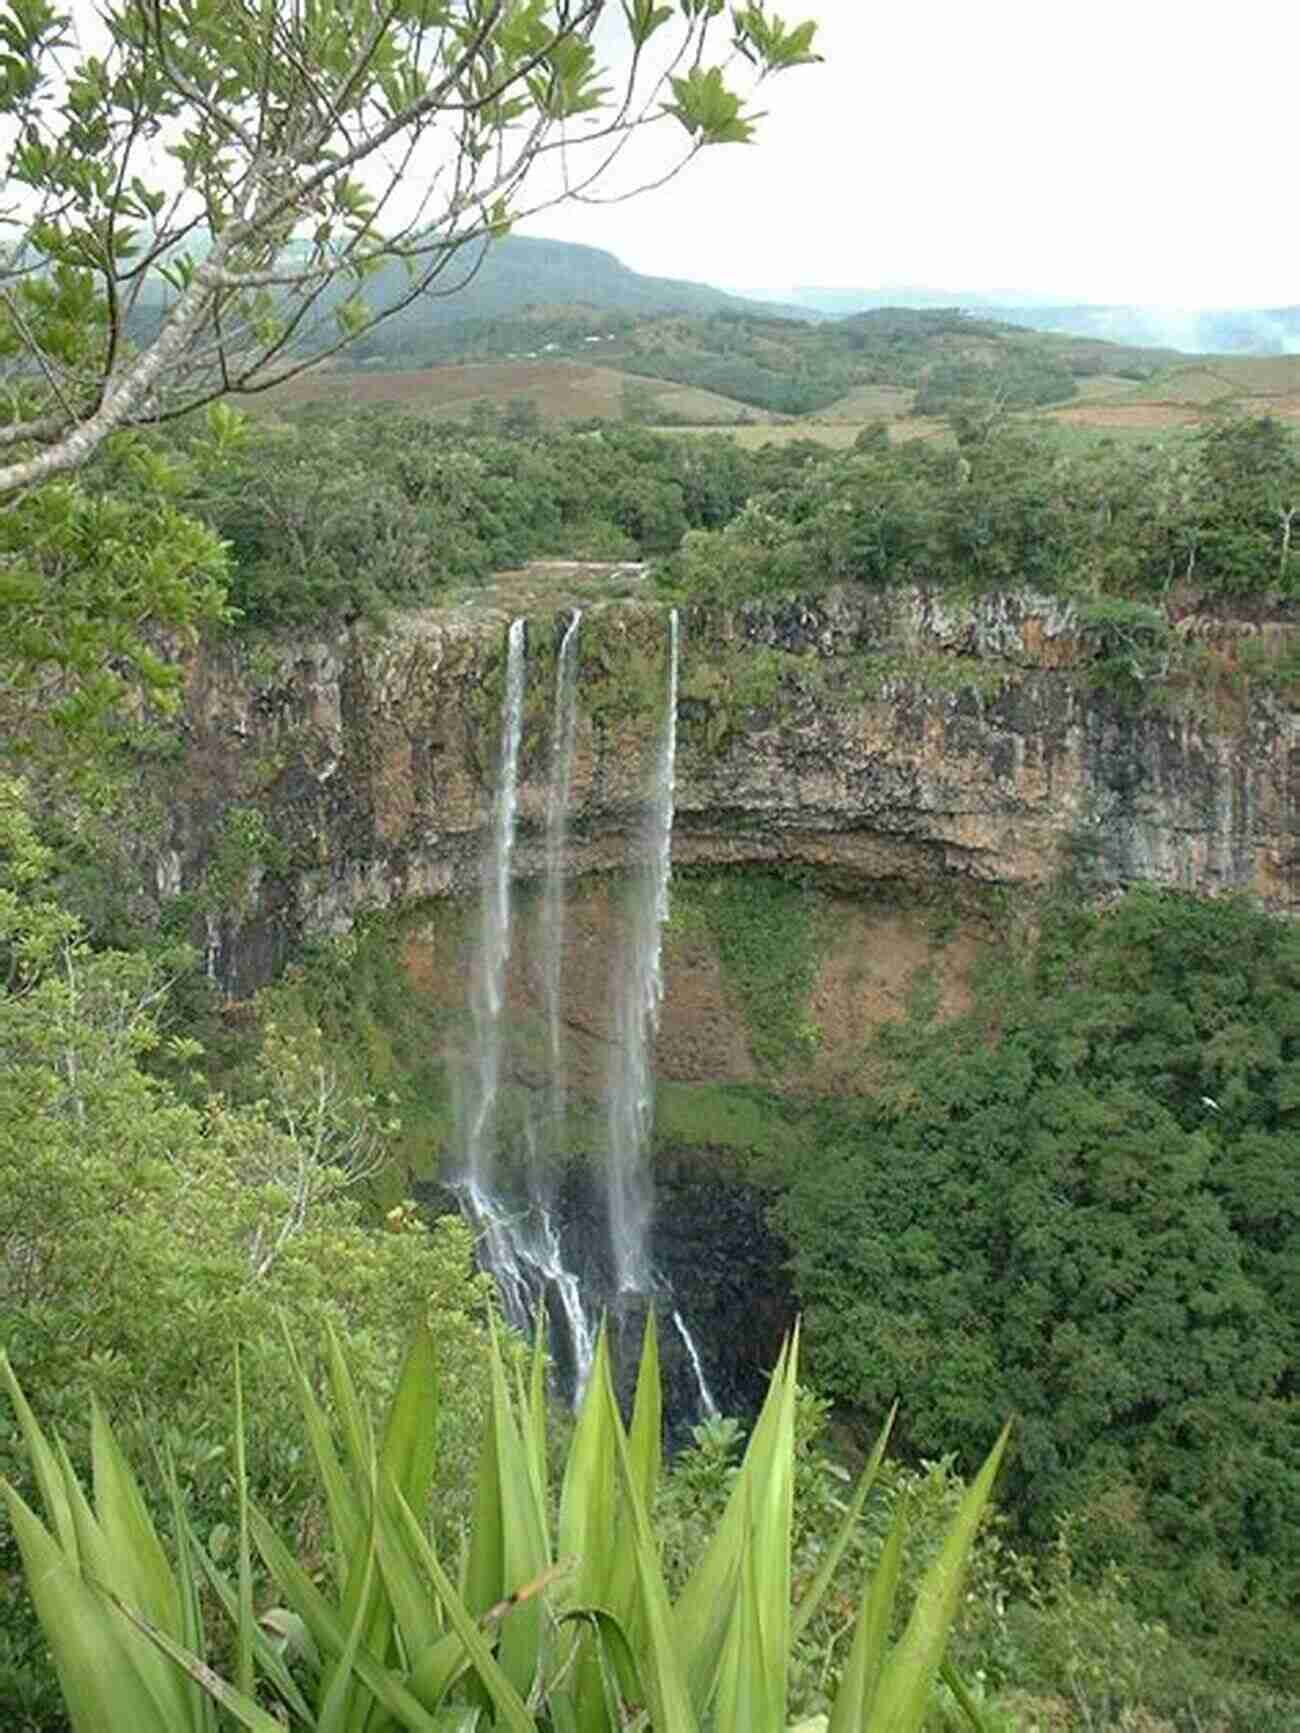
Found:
[165,583,1300,999]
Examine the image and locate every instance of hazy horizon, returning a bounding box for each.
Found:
[519,0,1298,313]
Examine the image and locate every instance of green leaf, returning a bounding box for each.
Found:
[626,1308,663,1516]
[90,1398,183,1649]
[0,1479,171,1733]
[0,1348,77,1557]
[826,1508,903,1733]
[558,1325,618,1611]
[791,1402,896,1644]
[233,1352,255,1704]
[281,1326,363,1586]
[103,1587,291,1733]
[607,1370,698,1733]
[673,1337,792,1714]
[392,1488,537,1733]
[867,1424,1012,1733]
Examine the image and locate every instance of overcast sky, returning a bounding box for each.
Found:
[519,0,1299,308]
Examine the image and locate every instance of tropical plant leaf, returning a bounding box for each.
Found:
[102,1587,291,1733]
[90,1399,182,1636]
[826,1507,903,1733]
[866,1424,1012,1733]
[608,1369,699,1733]
[791,1402,896,1645]
[673,1337,792,1715]
[0,1349,77,1556]
[0,1480,172,1733]
[392,1486,538,1733]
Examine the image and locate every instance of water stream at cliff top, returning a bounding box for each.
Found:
[455,606,713,1422]
[606,607,679,1294]
[459,616,526,1196]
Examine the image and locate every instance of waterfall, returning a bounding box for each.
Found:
[606,608,680,1294]
[672,1310,719,1420]
[538,609,582,1177]
[457,613,594,1403]
[453,606,711,1424]
[460,617,526,1195]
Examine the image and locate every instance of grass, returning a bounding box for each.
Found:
[814,382,916,420]
[257,358,776,424]
[258,344,1300,450]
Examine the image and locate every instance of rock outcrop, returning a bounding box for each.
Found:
[161,583,1300,998]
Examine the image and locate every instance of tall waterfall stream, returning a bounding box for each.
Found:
[453,609,712,1420]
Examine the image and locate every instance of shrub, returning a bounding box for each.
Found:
[1,1317,1009,1732]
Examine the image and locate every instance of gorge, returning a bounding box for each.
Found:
[146,575,1300,1409]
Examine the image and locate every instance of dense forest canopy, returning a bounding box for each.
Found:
[779,888,1300,1692]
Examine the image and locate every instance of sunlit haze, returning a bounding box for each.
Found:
[520,0,1300,310]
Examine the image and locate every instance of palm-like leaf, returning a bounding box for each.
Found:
[2,1320,1010,1733]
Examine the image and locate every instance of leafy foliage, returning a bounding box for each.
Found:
[672,414,1300,604]
[0,0,818,495]
[776,888,1300,1690]
[0,434,230,752]
[2,1314,1009,1732]
[167,406,757,625]
[0,780,496,1714]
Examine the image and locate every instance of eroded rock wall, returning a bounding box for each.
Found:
[161,585,1300,997]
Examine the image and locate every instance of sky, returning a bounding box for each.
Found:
[518,0,1300,309]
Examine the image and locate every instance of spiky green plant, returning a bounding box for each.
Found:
[0,1314,1008,1731]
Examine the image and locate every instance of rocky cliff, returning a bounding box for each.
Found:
[165,580,1300,1003]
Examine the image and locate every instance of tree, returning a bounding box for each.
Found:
[0,0,820,496]
[0,773,495,1507]
[777,888,1300,1657]
[1194,416,1300,594]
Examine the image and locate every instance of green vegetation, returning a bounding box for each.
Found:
[776,887,1300,1697]
[0,783,495,1721]
[343,304,1170,421]
[0,0,817,496]
[170,407,757,627]
[689,871,828,1075]
[670,413,1300,608]
[4,1313,1009,1733]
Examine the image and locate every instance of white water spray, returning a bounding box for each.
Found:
[454,607,711,1421]
[457,614,594,1403]
[607,610,680,1293]
[461,618,526,1192]
[672,1310,718,1419]
[539,609,582,1172]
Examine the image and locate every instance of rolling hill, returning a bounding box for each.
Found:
[271,305,1182,428]
[761,285,1300,358]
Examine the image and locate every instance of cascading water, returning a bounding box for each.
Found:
[530,607,594,1395]
[538,609,582,1175]
[460,617,526,1198]
[672,1310,719,1419]
[454,605,712,1423]
[606,607,679,1294]
[457,614,593,1399]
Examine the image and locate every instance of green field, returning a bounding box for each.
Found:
[261,357,777,425]
[263,327,1300,453]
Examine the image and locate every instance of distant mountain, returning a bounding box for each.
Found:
[744,286,993,316]
[130,234,808,356]
[979,304,1300,357]
[339,237,810,363]
[757,286,1300,356]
